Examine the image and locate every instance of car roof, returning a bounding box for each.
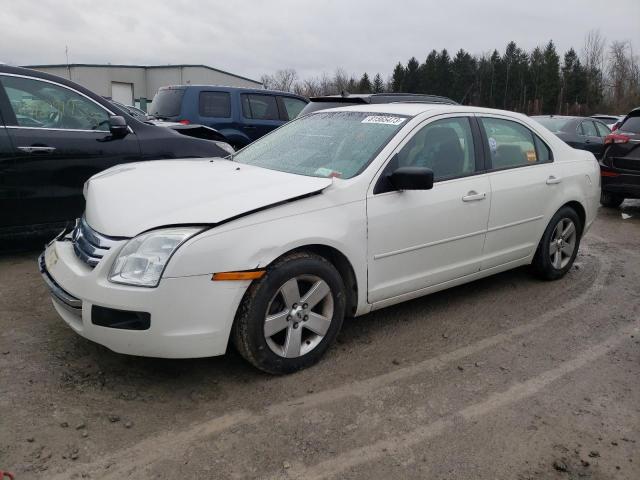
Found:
[320,103,530,118]
[159,84,307,99]
[309,93,457,105]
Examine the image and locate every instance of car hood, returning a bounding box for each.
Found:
[84,159,332,237]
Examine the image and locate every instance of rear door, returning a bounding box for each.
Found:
[240,93,283,141]
[478,115,560,269]
[579,120,604,158]
[0,73,141,228]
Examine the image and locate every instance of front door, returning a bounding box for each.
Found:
[0,73,141,227]
[367,115,490,304]
[240,93,283,142]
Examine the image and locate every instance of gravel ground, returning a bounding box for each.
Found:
[1,201,639,480]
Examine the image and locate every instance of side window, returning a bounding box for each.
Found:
[280,97,307,120]
[0,75,110,131]
[198,91,231,118]
[397,117,476,181]
[595,122,611,137]
[580,121,598,137]
[480,117,545,169]
[242,94,279,120]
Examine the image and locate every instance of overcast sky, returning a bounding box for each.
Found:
[1,0,638,82]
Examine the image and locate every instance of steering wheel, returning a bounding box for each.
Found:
[47,111,60,126]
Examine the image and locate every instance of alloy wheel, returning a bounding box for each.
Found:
[263,275,334,358]
[549,218,577,269]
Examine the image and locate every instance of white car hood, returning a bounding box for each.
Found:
[84,159,332,237]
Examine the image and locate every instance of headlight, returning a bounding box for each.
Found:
[108,227,203,287]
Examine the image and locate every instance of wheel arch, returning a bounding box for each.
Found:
[267,244,359,318]
[561,200,586,237]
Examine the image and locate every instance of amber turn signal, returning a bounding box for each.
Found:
[212,270,266,281]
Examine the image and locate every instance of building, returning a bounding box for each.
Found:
[22,64,263,110]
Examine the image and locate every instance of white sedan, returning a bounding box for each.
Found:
[40,104,600,374]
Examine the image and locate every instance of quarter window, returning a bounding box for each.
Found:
[280,97,307,120]
[1,75,110,131]
[397,117,476,180]
[242,94,279,120]
[594,121,611,137]
[480,117,549,169]
[198,91,231,118]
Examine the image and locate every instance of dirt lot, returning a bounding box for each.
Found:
[1,202,639,480]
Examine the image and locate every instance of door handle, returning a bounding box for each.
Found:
[462,191,486,202]
[17,146,56,154]
[546,175,562,185]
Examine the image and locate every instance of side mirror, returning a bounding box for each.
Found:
[109,116,128,138]
[388,166,434,191]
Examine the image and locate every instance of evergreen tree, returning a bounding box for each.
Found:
[434,49,452,97]
[540,40,561,113]
[403,57,421,92]
[358,72,372,93]
[391,63,405,92]
[451,49,476,104]
[372,73,385,93]
[420,50,438,93]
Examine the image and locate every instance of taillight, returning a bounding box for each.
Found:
[601,170,620,177]
[604,133,629,144]
[179,119,190,125]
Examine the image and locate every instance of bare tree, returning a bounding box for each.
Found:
[581,29,606,108]
[260,68,298,92]
[606,40,640,112]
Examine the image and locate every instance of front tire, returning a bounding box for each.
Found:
[600,191,624,208]
[531,207,582,281]
[232,251,346,374]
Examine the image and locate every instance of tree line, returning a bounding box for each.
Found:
[261,31,640,115]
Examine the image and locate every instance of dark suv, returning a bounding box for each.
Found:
[0,65,232,239]
[599,107,640,207]
[148,85,308,148]
[298,93,458,116]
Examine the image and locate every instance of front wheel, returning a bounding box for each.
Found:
[531,207,582,281]
[232,252,346,374]
[600,191,624,208]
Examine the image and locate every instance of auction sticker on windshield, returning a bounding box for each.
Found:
[361,115,406,126]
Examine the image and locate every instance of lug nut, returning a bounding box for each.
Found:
[287,315,292,321]
[293,322,299,329]
[303,315,308,321]
[292,303,298,308]
[303,303,308,309]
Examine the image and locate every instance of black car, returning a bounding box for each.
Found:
[532,115,611,159]
[599,107,640,208]
[298,92,458,116]
[0,65,232,239]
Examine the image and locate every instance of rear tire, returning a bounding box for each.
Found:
[531,207,582,281]
[600,191,624,208]
[232,251,346,375]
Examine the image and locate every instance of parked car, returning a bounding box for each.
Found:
[599,107,640,207]
[532,115,611,159]
[40,104,599,374]
[0,65,233,239]
[107,99,234,147]
[148,85,308,149]
[591,114,624,130]
[298,92,458,116]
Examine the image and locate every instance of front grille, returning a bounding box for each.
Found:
[71,218,120,268]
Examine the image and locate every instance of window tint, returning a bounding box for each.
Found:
[480,117,544,169]
[198,91,231,118]
[1,75,110,131]
[594,121,611,137]
[581,121,598,136]
[242,94,279,120]
[397,117,475,180]
[534,136,552,162]
[281,97,307,120]
[149,88,185,117]
[620,116,640,133]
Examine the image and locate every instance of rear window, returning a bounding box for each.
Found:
[533,117,573,133]
[620,115,640,134]
[148,88,185,118]
[199,91,231,118]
